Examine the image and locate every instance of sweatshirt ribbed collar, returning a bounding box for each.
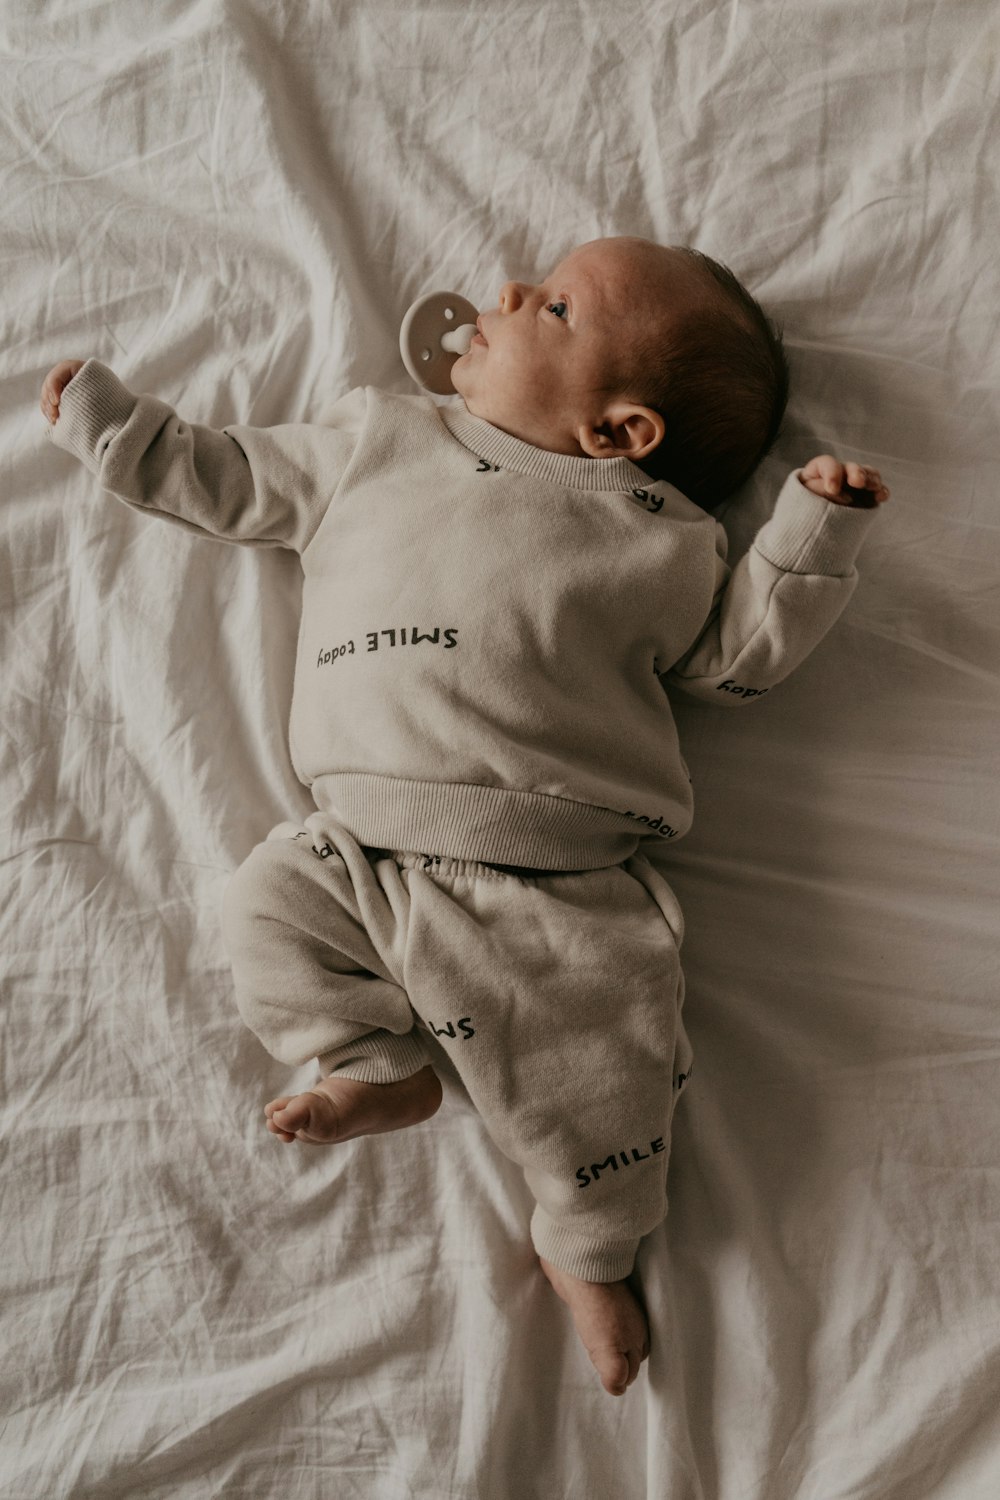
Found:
[440,400,655,493]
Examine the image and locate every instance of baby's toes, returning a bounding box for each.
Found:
[264,1096,298,1141]
[593,1346,633,1396]
[270,1094,314,1134]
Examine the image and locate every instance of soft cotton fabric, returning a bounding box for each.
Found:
[48,358,878,868]
[220,810,694,1281]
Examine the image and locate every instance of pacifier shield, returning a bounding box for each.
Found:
[399,290,480,394]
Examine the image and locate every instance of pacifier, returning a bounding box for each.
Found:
[399,290,480,394]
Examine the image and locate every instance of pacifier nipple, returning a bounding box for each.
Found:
[399,289,480,395]
[440,324,477,355]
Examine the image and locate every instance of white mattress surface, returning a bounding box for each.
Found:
[2,3,999,1496]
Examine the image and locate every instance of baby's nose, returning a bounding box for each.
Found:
[498,280,526,312]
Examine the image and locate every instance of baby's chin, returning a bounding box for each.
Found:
[450,354,500,414]
[449,354,475,403]
[450,369,494,422]
[451,366,562,448]
[456,389,519,435]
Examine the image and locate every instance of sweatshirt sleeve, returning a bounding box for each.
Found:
[45,359,368,554]
[662,469,881,706]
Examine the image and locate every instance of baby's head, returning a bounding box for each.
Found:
[451,236,790,510]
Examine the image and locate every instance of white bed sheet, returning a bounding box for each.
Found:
[3,2,999,1496]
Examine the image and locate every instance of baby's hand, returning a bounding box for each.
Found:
[800,454,890,508]
[40,360,86,425]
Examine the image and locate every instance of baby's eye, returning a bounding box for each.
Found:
[546,301,568,320]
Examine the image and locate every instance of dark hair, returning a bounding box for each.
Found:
[626,248,791,510]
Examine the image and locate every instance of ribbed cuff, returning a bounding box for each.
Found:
[530,1206,641,1282]
[46,358,138,473]
[755,470,880,575]
[318,1027,429,1083]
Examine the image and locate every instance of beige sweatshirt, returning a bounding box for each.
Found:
[48,359,879,869]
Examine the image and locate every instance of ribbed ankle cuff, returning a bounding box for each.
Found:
[318,1028,429,1083]
[530,1206,640,1282]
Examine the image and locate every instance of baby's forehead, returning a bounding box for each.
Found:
[559,238,704,319]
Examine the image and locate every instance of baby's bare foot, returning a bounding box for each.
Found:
[539,1255,650,1396]
[264,1064,442,1144]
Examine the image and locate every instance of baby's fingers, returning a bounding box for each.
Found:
[40,360,85,423]
[801,453,846,498]
[801,454,891,506]
[844,462,891,505]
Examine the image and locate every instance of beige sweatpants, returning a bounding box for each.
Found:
[220,811,693,1282]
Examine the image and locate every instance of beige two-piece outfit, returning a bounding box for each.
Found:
[49,362,878,1280]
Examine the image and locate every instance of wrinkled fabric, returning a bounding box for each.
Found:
[2,1,999,1496]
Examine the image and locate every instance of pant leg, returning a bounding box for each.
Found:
[219,814,430,1083]
[394,850,693,1283]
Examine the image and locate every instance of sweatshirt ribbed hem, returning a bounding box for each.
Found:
[311,773,654,869]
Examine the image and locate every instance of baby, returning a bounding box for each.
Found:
[41,236,888,1398]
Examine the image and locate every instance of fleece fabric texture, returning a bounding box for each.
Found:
[48,359,879,869]
[220,810,694,1282]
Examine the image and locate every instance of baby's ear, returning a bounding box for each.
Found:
[632,407,666,465]
[576,422,616,459]
[577,405,664,463]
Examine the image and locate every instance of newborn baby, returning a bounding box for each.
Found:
[42,236,888,1398]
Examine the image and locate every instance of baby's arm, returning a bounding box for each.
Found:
[662,456,889,706]
[41,359,366,554]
